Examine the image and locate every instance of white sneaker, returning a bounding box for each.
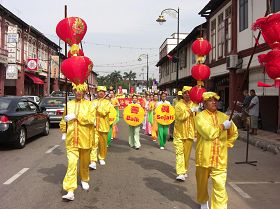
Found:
[89,162,97,170]
[184,173,188,178]
[99,160,106,165]
[200,201,209,209]
[81,181,89,190]
[160,147,165,150]
[176,174,186,181]
[62,191,74,201]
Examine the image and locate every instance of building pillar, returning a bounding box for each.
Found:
[44,77,48,96]
[52,78,59,91]
[0,64,5,96]
[229,69,237,110]
[16,67,24,96]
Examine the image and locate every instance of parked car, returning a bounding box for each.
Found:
[23,95,40,104]
[39,97,66,124]
[0,96,49,148]
[50,91,74,97]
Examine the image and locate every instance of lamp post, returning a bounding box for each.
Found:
[138,54,149,90]
[156,7,180,90]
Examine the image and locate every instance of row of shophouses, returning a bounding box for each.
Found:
[157,0,280,132]
[0,4,97,98]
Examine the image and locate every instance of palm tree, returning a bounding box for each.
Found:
[109,70,123,90]
[123,70,136,92]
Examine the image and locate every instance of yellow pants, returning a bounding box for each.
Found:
[63,148,91,192]
[173,138,193,175]
[90,131,108,162]
[196,166,228,209]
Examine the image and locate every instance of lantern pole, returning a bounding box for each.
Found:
[64,5,68,130]
[235,0,271,167]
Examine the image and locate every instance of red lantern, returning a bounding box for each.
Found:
[252,13,280,49]
[61,56,93,85]
[262,49,280,87]
[258,54,267,66]
[191,38,212,56]
[56,17,87,46]
[191,64,210,81]
[189,86,206,103]
[68,49,84,58]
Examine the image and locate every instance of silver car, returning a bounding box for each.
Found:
[39,97,65,124]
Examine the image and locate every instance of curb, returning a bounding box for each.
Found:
[238,132,280,155]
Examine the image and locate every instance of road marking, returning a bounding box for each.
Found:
[45,145,60,154]
[3,168,29,185]
[228,181,280,199]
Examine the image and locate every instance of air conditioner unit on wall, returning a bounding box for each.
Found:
[226,54,238,69]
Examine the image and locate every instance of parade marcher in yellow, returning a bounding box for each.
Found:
[60,83,95,201]
[173,86,199,181]
[194,92,238,209]
[89,86,113,169]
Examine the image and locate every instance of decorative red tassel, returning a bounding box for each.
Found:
[257,81,274,87]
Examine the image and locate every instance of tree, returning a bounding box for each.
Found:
[123,70,136,92]
[109,70,123,90]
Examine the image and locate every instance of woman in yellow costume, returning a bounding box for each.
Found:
[89,86,113,170]
[60,83,95,201]
[194,92,238,209]
[109,90,120,140]
[173,86,199,181]
[149,93,159,142]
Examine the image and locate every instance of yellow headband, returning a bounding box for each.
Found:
[177,91,182,96]
[72,82,87,92]
[202,92,220,101]
[182,86,192,93]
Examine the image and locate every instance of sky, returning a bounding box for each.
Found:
[1,0,209,80]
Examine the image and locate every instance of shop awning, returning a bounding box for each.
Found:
[25,73,44,85]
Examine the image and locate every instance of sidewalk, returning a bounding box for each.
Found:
[238,129,280,154]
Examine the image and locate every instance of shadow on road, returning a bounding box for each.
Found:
[37,163,66,185]
[128,157,176,180]
[143,176,199,209]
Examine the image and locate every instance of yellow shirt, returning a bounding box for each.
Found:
[93,98,113,133]
[194,110,238,169]
[173,100,196,140]
[60,99,95,149]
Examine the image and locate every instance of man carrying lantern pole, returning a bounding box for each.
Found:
[89,86,113,169]
[60,83,95,201]
[173,86,199,181]
[194,92,238,209]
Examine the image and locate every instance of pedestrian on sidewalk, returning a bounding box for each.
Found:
[60,83,95,201]
[173,86,199,181]
[128,94,142,150]
[89,86,113,170]
[156,91,170,150]
[237,90,252,130]
[194,92,238,209]
[247,89,259,135]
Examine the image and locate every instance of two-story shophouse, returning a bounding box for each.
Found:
[199,0,280,132]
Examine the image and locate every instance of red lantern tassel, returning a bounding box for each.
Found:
[257,81,274,87]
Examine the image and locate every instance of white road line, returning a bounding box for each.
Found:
[228,181,280,199]
[228,182,251,198]
[3,168,29,185]
[45,145,60,154]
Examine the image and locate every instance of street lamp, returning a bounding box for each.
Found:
[156,8,180,90]
[138,54,149,90]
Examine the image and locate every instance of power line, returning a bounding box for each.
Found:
[43,33,158,50]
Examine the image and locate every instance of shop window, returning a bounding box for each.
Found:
[210,19,216,61]
[218,13,225,58]
[239,0,248,32]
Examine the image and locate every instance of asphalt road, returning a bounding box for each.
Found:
[0,119,280,209]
